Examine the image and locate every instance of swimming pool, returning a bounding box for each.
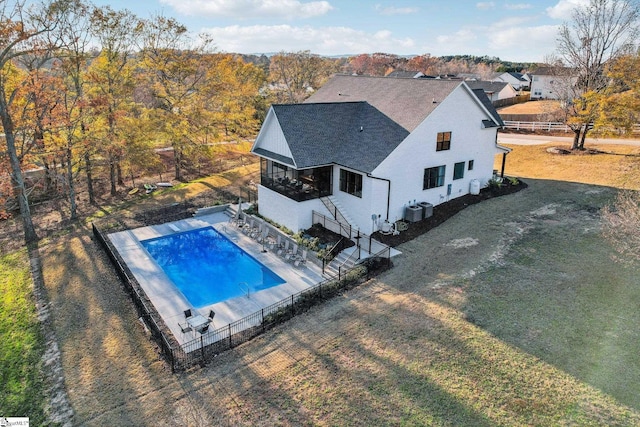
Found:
[141,227,286,308]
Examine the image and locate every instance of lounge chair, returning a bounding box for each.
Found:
[278,240,289,257]
[294,249,308,268]
[285,243,298,262]
[243,219,254,235]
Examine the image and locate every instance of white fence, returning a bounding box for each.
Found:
[503,121,640,134]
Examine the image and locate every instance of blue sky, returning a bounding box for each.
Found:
[91,0,589,62]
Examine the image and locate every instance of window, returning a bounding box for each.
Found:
[468,160,474,171]
[423,165,446,189]
[436,132,451,151]
[340,169,362,197]
[453,162,465,180]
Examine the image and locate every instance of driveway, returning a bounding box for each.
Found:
[497,132,640,146]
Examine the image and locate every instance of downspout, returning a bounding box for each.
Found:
[496,129,508,178]
[367,174,391,221]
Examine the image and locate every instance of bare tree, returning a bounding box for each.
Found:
[269,51,339,103]
[0,0,72,243]
[555,0,640,149]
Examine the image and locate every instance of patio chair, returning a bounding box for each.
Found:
[208,310,215,321]
[199,324,210,334]
[179,322,192,335]
[184,308,192,319]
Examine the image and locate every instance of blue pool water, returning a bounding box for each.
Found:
[141,227,286,308]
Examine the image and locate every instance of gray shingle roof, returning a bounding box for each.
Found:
[466,80,509,93]
[272,102,409,173]
[470,88,505,127]
[305,75,461,132]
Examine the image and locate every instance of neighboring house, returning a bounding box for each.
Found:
[530,66,578,100]
[250,75,510,234]
[385,70,426,78]
[466,81,518,102]
[492,71,529,90]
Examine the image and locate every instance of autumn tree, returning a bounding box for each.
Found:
[348,52,404,76]
[50,0,93,219]
[591,52,640,134]
[137,15,215,181]
[555,0,640,149]
[87,6,143,196]
[203,53,265,137]
[269,51,338,103]
[0,0,73,243]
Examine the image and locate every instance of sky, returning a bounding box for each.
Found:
[90,0,589,63]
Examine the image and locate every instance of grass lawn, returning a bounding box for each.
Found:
[0,250,47,424]
[3,140,640,425]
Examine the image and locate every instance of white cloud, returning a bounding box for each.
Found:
[159,0,333,19]
[374,5,419,15]
[504,3,533,10]
[488,24,558,52]
[436,29,478,45]
[546,0,589,20]
[476,2,495,10]
[202,24,415,55]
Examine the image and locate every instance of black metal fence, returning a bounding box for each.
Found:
[92,221,392,372]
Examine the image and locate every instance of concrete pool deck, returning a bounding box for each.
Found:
[107,209,326,349]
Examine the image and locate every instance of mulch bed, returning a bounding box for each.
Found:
[372,180,528,247]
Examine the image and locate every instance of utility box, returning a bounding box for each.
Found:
[418,202,433,219]
[404,205,422,223]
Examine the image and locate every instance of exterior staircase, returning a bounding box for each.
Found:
[323,247,359,279]
[321,196,359,234]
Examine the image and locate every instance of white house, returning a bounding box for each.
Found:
[530,66,578,100]
[466,81,518,102]
[250,75,510,234]
[491,72,530,90]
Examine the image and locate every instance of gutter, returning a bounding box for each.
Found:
[367,174,391,221]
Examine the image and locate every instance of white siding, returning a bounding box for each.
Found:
[372,84,501,224]
[257,185,325,232]
[252,108,294,161]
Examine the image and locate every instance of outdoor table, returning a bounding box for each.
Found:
[187,314,209,333]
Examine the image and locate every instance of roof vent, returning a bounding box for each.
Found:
[359,126,363,132]
[432,98,437,103]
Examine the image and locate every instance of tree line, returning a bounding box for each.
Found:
[2,0,639,250]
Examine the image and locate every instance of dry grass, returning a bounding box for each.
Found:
[19,141,640,425]
[497,143,640,190]
[498,100,561,115]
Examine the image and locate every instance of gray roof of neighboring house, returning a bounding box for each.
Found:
[385,70,424,78]
[270,102,410,173]
[305,75,462,132]
[466,80,510,93]
[508,72,527,81]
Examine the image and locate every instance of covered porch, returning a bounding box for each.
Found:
[260,158,333,202]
